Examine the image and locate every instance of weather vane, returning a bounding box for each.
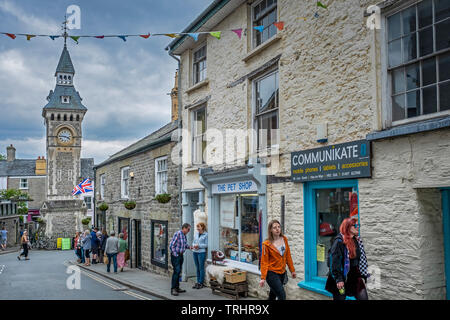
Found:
[62,15,68,46]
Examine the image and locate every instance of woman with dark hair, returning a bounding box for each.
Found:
[259,220,296,300]
[325,218,369,300]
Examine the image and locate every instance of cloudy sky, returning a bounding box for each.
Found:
[0,0,212,163]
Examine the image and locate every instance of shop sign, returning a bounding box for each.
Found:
[291,140,371,182]
[212,180,257,194]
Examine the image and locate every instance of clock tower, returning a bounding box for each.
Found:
[41,43,88,238]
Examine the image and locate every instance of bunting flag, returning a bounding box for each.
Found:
[118,35,127,41]
[187,33,199,41]
[70,36,80,43]
[140,33,150,39]
[209,31,221,40]
[273,21,284,31]
[253,25,264,33]
[232,28,243,39]
[164,33,179,38]
[95,35,105,39]
[314,12,320,18]
[5,33,16,39]
[49,35,59,40]
[297,17,307,21]
[26,35,36,41]
[317,1,328,9]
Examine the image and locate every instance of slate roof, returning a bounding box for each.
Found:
[55,45,75,75]
[43,85,87,111]
[0,158,95,178]
[95,120,178,168]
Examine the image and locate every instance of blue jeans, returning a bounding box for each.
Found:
[171,254,183,289]
[107,253,118,272]
[193,252,206,284]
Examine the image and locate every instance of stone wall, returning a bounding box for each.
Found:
[0,215,20,246]
[95,141,180,277]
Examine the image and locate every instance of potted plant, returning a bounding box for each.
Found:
[124,200,136,210]
[155,193,171,204]
[82,217,91,227]
[98,202,109,211]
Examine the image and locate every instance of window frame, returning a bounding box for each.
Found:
[251,0,278,49]
[252,69,279,153]
[121,166,130,199]
[155,156,168,195]
[191,105,207,165]
[382,0,450,128]
[84,196,92,210]
[151,219,169,269]
[100,174,105,200]
[19,178,28,190]
[192,44,207,85]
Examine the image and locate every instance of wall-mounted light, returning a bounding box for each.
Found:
[130,171,134,179]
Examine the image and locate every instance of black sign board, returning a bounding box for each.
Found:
[291,140,371,182]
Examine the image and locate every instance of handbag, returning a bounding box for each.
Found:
[124,249,130,261]
[103,255,109,264]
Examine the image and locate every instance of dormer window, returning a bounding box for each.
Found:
[61,96,70,104]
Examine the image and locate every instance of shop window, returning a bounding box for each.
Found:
[386,0,450,124]
[219,194,261,266]
[19,178,28,190]
[193,45,207,85]
[151,220,169,269]
[191,106,206,165]
[254,70,279,151]
[121,167,130,199]
[299,179,359,297]
[155,156,168,195]
[252,0,277,48]
[118,217,130,249]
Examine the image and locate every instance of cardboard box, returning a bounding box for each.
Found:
[230,250,238,261]
[240,251,252,263]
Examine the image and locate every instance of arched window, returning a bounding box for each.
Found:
[51,114,54,120]
[57,114,61,121]
[76,114,80,121]
[64,114,67,121]
[70,115,73,121]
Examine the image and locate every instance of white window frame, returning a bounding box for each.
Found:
[192,44,207,85]
[191,105,207,165]
[381,0,450,128]
[252,69,279,153]
[251,0,278,49]
[100,174,105,200]
[155,156,168,195]
[121,166,130,199]
[19,178,28,190]
[84,196,92,210]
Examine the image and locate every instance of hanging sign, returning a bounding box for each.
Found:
[291,140,371,182]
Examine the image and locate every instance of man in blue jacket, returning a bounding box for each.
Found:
[90,227,100,264]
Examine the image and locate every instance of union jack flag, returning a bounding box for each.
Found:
[72,178,93,195]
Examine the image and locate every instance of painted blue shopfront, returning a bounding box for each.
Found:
[298,179,359,299]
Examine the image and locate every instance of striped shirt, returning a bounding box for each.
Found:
[169,230,190,257]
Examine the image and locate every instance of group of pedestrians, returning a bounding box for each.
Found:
[74,228,129,273]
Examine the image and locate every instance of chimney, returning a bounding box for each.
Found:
[171,70,179,122]
[6,144,16,162]
[36,156,46,175]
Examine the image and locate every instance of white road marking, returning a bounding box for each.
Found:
[63,261,151,300]
[0,265,5,275]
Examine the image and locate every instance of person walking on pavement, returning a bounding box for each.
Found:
[99,229,108,263]
[192,222,208,289]
[90,227,100,264]
[17,230,30,260]
[81,230,92,266]
[74,231,82,263]
[105,231,119,273]
[259,219,296,300]
[1,226,8,251]
[117,233,128,272]
[169,223,192,296]
[325,218,369,300]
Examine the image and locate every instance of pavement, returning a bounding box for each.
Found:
[69,257,259,301]
[0,245,20,255]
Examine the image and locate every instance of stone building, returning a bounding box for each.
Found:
[166,0,450,300]
[94,73,180,275]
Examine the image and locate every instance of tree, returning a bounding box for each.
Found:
[0,154,5,160]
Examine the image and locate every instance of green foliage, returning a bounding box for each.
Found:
[0,154,5,160]
[19,215,24,223]
[0,189,32,201]
[124,200,136,210]
[98,202,109,211]
[82,217,91,225]
[36,218,45,224]
[155,193,171,204]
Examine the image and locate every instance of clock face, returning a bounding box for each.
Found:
[57,129,72,144]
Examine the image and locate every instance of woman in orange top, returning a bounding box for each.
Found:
[259,219,296,300]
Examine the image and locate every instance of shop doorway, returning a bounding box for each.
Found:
[118,217,131,265]
[442,189,450,300]
[185,192,199,280]
[134,220,142,269]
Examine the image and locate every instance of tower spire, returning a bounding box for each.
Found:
[62,15,68,47]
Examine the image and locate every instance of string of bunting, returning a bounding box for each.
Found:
[0,2,328,43]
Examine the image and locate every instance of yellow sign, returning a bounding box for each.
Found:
[57,238,62,249]
[317,244,325,262]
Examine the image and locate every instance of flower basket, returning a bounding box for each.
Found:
[124,200,136,210]
[155,193,171,204]
[98,202,109,211]
[82,217,91,226]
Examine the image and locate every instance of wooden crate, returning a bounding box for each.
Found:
[224,269,247,283]
[210,279,248,300]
